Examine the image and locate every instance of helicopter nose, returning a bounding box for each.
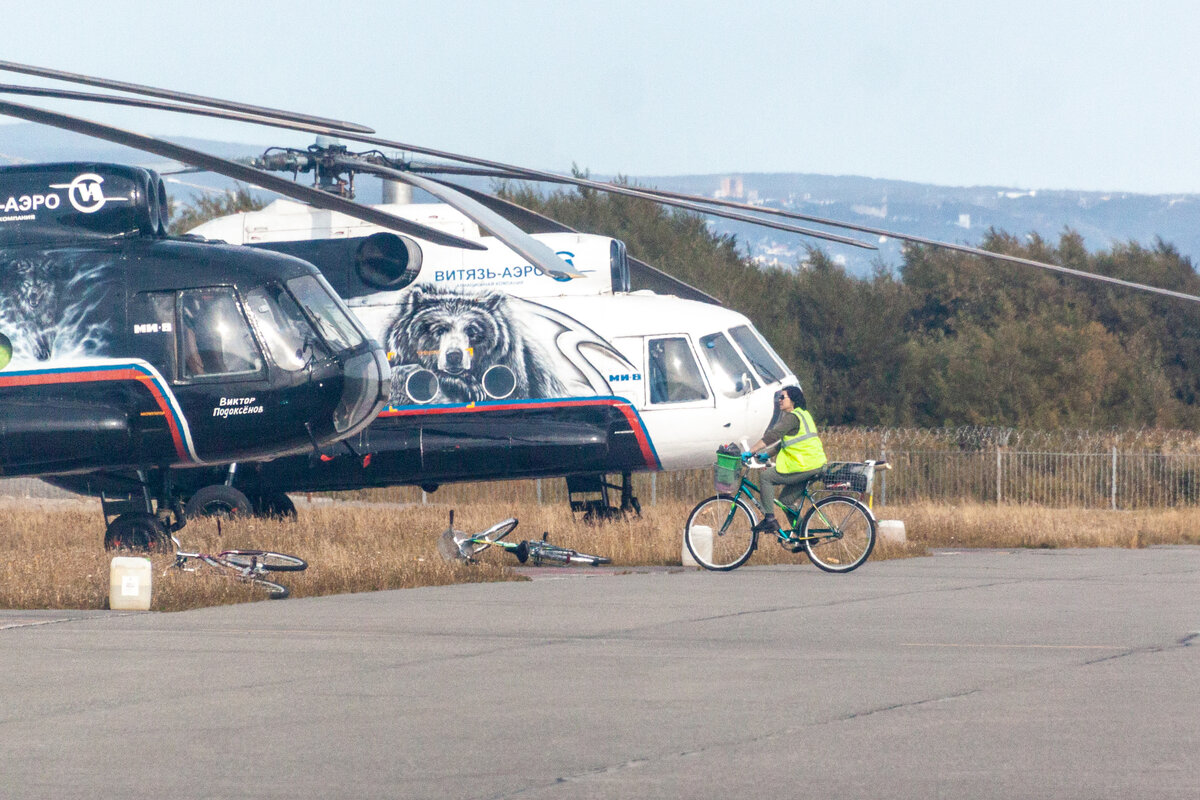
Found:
[332,345,390,436]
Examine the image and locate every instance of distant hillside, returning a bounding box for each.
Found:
[0,122,262,166]
[4,122,1197,276]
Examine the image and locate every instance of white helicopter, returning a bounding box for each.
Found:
[183,189,801,516]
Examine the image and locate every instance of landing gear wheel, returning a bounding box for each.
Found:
[254,492,297,520]
[104,512,171,553]
[184,485,252,519]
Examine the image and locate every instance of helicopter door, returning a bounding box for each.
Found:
[638,335,720,470]
[171,287,274,460]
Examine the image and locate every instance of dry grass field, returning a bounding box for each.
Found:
[1,496,1196,611]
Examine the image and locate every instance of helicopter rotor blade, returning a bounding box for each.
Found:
[0,83,373,140]
[415,160,1200,304]
[0,60,374,134]
[0,98,486,251]
[424,178,723,304]
[8,65,1184,302]
[625,186,1200,304]
[0,75,874,251]
[337,157,584,280]
[426,179,576,236]
[366,151,876,250]
[406,162,531,181]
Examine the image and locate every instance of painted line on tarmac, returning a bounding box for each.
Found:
[902,642,1122,650]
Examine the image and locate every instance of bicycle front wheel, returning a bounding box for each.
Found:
[252,577,291,599]
[801,496,875,573]
[685,495,757,571]
[222,551,308,572]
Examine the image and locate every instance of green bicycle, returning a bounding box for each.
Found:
[684,450,886,573]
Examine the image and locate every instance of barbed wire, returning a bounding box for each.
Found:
[823,426,1200,454]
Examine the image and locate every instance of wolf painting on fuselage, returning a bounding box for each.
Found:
[379,285,632,406]
[0,252,114,363]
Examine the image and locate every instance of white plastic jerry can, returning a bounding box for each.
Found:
[683,525,713,567]
[109,557,152,611]
[877,520,907,544]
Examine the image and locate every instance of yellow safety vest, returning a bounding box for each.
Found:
[775,408,827,474]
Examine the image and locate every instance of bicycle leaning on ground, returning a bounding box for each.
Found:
[438,514,612,567]
[684,449,888,573]
[169,534,308,599]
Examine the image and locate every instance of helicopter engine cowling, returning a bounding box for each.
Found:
[155,176,169,237]
[0,162,163,244]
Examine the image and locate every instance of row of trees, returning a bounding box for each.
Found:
[502,181,1200,429]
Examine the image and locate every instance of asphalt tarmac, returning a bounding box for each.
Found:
[2,547,1197,799]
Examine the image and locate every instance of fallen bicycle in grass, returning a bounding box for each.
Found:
[437,512,611,567]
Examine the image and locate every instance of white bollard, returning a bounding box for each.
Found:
[878,520,907,544]
[682,525,712,567]
[109,557,152,611]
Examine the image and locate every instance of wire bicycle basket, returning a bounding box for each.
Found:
[821,462,875,494]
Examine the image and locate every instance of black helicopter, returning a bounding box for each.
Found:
[0,65,551,547]
[2,61,1198,526]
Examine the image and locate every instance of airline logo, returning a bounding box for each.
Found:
[48,173,131,214]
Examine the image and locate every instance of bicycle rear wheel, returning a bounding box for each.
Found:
[684,495,757,571]
[222,551,308,572]
[801,496,875,573]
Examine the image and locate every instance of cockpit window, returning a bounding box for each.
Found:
[699,332,759,397]
[648,336,709,404]
[178,287,264,379]
[286,274,365,351]
[729,325,787,384]
[245,284,329,371]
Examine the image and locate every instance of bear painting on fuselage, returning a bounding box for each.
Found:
[371,285,635,406]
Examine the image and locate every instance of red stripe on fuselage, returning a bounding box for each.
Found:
[0,367,191,462]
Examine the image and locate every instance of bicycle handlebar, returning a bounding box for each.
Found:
[741,452,770,469]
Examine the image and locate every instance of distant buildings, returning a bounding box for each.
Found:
[715,175,744,200]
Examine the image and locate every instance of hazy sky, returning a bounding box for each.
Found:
[2,0,1199,193]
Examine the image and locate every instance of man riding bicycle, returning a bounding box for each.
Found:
[745,385,827,534]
